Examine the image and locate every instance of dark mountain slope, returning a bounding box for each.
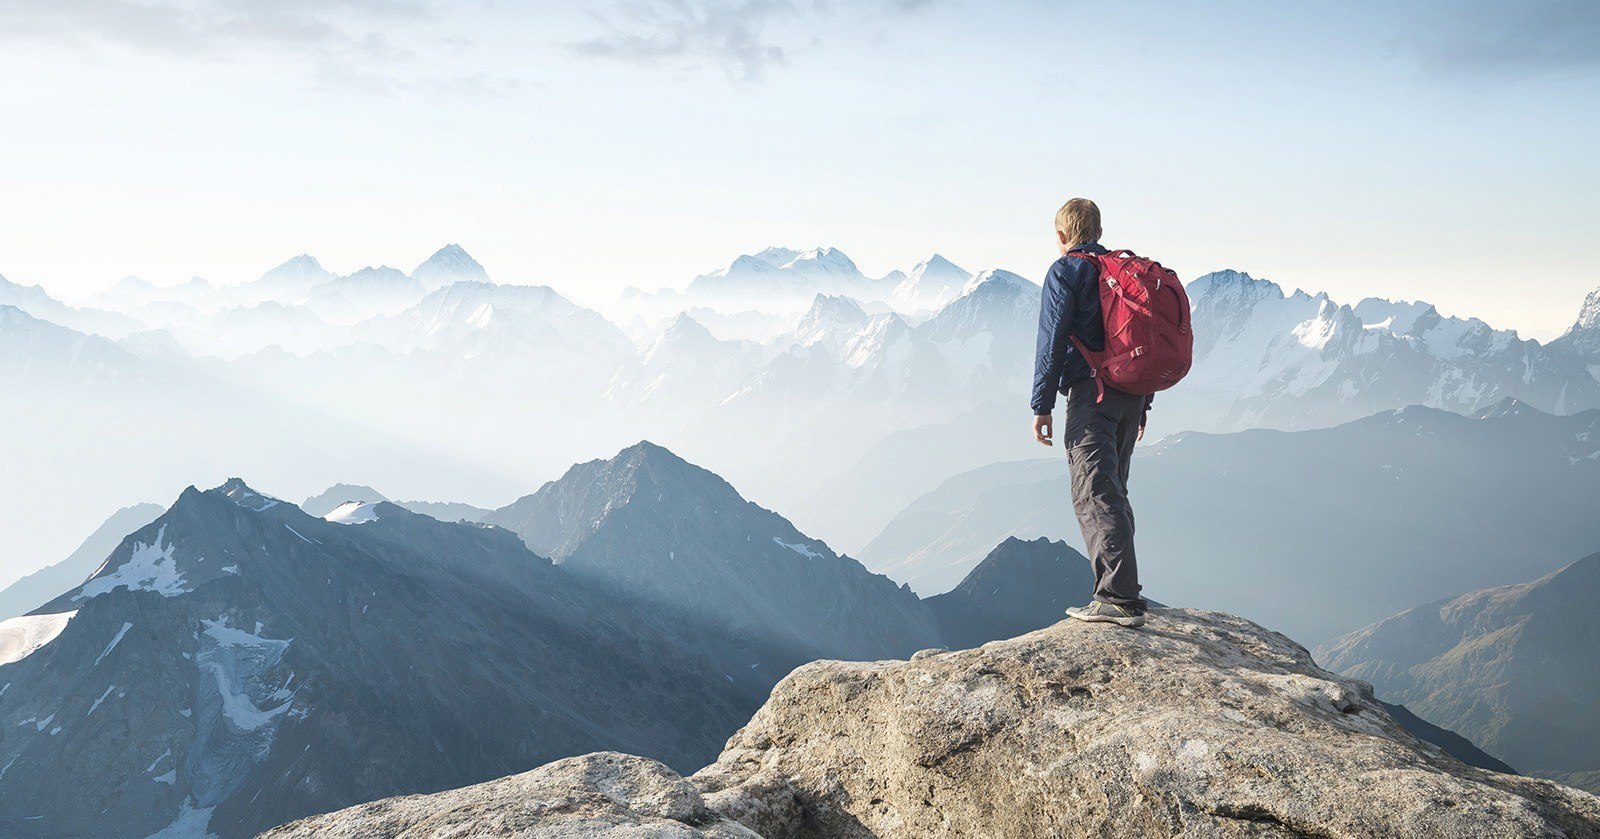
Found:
[925,536,1096,650]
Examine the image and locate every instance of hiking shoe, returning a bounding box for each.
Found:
[1065,601,1146,628]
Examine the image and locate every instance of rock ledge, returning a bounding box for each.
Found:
[268,609,1600,838]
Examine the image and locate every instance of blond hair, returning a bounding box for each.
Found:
[1055,198,1102,250]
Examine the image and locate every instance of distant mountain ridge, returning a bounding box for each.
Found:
[1162,269,1600,435]
[861,398,1600,645]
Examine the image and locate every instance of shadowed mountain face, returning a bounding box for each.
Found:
[863,399,1600,645]
[0,481,755,838]
[925,536,1096,650]
[483,441,942,664]
[1317,551,1600,794]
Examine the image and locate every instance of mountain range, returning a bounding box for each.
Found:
[6,243,1600,593]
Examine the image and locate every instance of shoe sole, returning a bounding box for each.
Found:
[1066,611,1146,628]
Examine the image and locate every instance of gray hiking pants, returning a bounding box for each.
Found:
[1062,378,1148,609]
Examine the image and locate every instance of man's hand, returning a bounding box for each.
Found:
[1137,411,1148,442]
[1033,414,1053,446]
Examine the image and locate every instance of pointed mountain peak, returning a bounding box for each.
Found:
[1575,287,1600,332]
[959,268,1033,297]
[412,244,490,288]
[302,484,390,518]
[802,293,869,321]
[1475,397,1548,421]
[263,254,325,277]
[1188,269,1287,304]
[661,311,716,341]
[613,439,696,471]
[917,253,967,274]
[484,441,743,561]
[214,478,283,512]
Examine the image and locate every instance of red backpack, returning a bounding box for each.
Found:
[1067,249,1193,400]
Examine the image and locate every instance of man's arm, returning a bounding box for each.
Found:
[1031,259,1077,444]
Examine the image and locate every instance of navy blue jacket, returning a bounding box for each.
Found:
[1031,242,1107,414]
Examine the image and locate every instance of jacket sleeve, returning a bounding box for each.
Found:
[1031,259,1076,415]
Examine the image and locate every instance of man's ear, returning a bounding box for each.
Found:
[1056,229,1068,246]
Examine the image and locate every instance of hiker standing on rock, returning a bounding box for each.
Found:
[1031,198,1193,628]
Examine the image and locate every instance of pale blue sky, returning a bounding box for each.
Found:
[2,0,1597,337]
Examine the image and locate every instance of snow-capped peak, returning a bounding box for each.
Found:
[411,244,490,290]
[1186,270,1289,307]
[796,294,869,333]
[958,268,1034,298]
[890,254,973,312]
[325,501,381,525]
[216,479,282,512]
[1353,298,1440,336]
[1575,287,1600,333]
[752,247,802,268]
[269,254,324,274]
[783,247,861,277]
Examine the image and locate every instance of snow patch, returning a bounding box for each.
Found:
[147,748,173,773]
[0,610,77,666]
[772,537,823,560]
[324,501,380,525]
[223,484,280,512]
[95,621,134,666]
[283,524,319,544]
[88,684,116,715]
[74,526,191,600]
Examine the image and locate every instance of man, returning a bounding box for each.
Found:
[1031,198,1150,628]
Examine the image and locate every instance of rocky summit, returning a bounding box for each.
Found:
[268,609,1600,838]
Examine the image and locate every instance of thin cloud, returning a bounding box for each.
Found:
[0,0,516,96]
[568,0,946,83]
[0,0,426,56]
